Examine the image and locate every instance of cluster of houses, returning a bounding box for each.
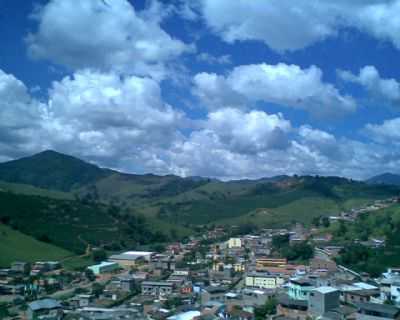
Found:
[3,208,400,320]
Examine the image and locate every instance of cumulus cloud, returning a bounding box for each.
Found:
[197,53,232,65]
[0,69,46,159]
[339,66,400,103]
[193,63,356,117]
[198,0,400,52]
[26,0,189,79]
[1,68,399,180]
[364,117,400,144]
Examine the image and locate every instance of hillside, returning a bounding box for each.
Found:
[1,151,399,232]
[0,150,110,191]
[366,173,400,186]
[333,203,400,276]
[0,223,72,267]
[0,190,181,254]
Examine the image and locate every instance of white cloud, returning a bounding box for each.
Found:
[1,69,400,180]
[197,53,232,65]
[0,69,46,159]
[193,63,356,117]
[364,117,400,144]
[26,0,189,79]
[339,66,400,103]
[198,0,400,52]
[43,69,184,166]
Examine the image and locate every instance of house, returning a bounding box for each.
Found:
[288,278,315,301]
[308,286,340,317]
[87,261,119,275]
[256,258,287,270]
[356,302,400,319]
[76,307,147,320]
[200,286,230,305]
[310,258,338,273]
[27,298,62,320]
[277,294,308,320]
[141,281,174,296]
[11,261,30,274]
[245,272,285,289]
[228,238,242,249]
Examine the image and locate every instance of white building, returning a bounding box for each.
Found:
[245,272,285,289]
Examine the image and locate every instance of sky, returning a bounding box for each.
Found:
[1,0,400,180]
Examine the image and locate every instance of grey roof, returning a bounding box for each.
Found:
[29,299,61,311]
[357,302,400,317]
[109,254,143,261]
[142,281,173,287]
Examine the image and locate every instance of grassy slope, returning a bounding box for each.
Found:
[0,180,72,199]
[0,224,72,267]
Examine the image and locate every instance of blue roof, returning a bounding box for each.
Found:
[28,299,61,311]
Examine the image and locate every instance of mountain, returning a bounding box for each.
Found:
[1,150,399,231]
[366,173,400,186]
[0,150,110,191]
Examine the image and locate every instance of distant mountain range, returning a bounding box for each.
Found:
[366,173,400,186]
[0,150,399,258]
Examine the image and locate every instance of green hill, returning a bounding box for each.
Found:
[0,223,72,267]
[0,150,110,191]
[1,151,399,232]
[366,173,400,186]
[0,190,186,254]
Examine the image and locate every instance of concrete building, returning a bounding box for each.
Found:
[141,281,174,296]
[356,302,400,319]
[227,238,242,248]
[288,278,315,301]
[27,299,62,320]
[87,261,119,275]
[245,272,285,289]
[308,286,340,317]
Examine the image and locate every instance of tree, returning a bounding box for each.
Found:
[321,216,330,228]
[92,249,107,262]
[312,216,321,227]
[92,283,104,298]
[254,298,277,319]
[85,269,96,282]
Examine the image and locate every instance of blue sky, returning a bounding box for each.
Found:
[1,0,400,180]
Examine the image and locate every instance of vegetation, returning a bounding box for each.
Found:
[334,203,400,276]
[271,234,314,262]
[0,223,72,267]
[0,150,399,250]
[0,190,176,254]
[254,298,277,319]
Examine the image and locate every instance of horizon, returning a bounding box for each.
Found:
[1,0,400,180]
[0,148,395,183]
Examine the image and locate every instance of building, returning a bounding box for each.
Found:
[308,286,340,317]
[76,307,147,320]
[227,238,242,248]
[356,302,400,319]
[256,258,288,270]
[277,294,308,319]
[11,261,30,274]
[288,278,315,301]
[87,261,119,275]
[27,299,62,320]
[109,251,153,268]
[310,257,338,273]
[245,272,285,289]
[141,281,174,296]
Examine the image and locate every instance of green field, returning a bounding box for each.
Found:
[0,224,72,267]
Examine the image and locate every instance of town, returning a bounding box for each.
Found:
[1,198,400,320]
